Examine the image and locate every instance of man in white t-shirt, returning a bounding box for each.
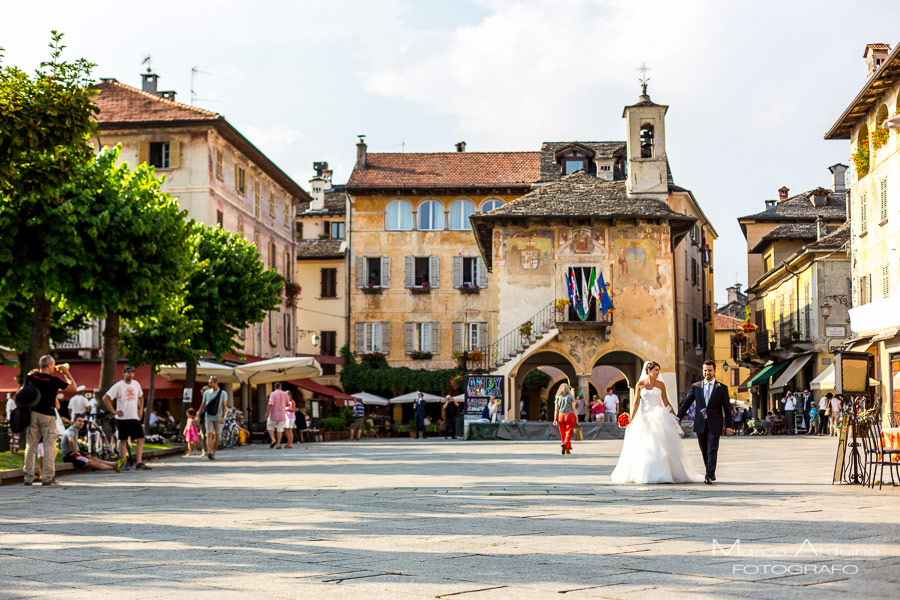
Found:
[68,386,90,421]
[5,392,15,423]
[603,387,619,423]
[103,366,150,471]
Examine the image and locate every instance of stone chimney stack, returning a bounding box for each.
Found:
[726,284,742,304]
[778,186,790,203]
[455,141,466,152]
[141,72,159,95]
[829,163,848,192]
[356,135,367,169]
[864,43,891,78]
[816,215,827,240]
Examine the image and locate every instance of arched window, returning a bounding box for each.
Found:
[640,123,654,158]
[417,200,444,230]
[385,199,413,231]
[449,199,475,230]
[481,199,504,213]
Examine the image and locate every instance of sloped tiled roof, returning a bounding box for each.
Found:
[296,239,346,260]
[539,141,625,181]
[749,222,841,253]
[93,79,221,124]
[715,314,744,331]
[739,189,847,224]
[298,187,347,215]
[346,152,540,191]
[805,222,850,250]
[826,43,900,139]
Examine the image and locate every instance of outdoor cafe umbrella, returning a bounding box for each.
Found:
[351,392,390,406]
[810,363,880,390]
[389,390,444,404]
[158,361,240,384]
[234,356,321,385]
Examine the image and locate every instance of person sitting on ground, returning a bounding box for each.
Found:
[61,414,123,472]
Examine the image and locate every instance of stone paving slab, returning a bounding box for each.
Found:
[0,436,898,599]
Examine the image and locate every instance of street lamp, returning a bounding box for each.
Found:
[311,333,319,347]
[820,299,832,320]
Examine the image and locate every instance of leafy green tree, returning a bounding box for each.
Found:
[0,32,98,374]
[68,146,194,395]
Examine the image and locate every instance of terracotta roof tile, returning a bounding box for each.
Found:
[296,239,346,260]
[347,152,540,190]
[715,314,744,330]
[93,79,221,124]
[739,189,847,223]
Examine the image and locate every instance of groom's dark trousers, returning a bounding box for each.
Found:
[677,379,733,480]
[696,428,721,479]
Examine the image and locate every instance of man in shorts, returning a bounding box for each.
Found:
[199,376,227,460]
[61,414,123,472]
[266,383,289,449]
[350,397,365,441]
[103,366,151,471]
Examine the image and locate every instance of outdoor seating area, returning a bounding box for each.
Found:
[860,415,900,490]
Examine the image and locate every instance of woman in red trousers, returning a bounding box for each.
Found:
[553,383,577,454]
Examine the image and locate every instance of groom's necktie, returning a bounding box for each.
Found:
[704,382,711,403]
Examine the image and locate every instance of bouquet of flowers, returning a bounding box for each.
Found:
[617,413,630,428]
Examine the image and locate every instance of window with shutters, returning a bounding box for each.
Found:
[284,251,291,282]
[879,178,888,224]
[407,256,438,289]
[283,199,290,228]
[364,323,382,353]
[321,268,337,298]
[414,257,430,287]
[148,142,170,169]
[216,210,223,227]
[414,323,432,353]
[731,369,739,386]
[253,231,259,249]
[283,313,292,350]
[860,192,868,235]
[867,274,873,305]
[462,257,478,287]
[365,257,383,287]
[883,263,890,298]
[691,257,698,286]
[269,242,276,270]
[235,165,246,194]
[684,253,689,280]
[254,181,260,217]
[269,192,276,218]
[215,149,224,180]
[465,322,486,351]
[268,311,277,347]
[320,331,337,375]
[237,220,244,238]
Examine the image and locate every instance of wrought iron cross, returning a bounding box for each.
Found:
[637,62,651,95]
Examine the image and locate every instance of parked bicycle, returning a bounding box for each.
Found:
[83,414,118,461]
[219,407,244,449]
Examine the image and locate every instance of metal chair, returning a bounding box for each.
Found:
[889,412,900,428]
[860,417,900,489]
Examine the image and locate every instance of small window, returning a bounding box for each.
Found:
[364,322,382,353]
[880,178,888,223]
[148,142,170,169]
[235,165,246,194]
[284,251,291,282]
[482,199,504,213]
[253,232,259,248]
[254,181,260,217]
[216,210,223,227]
[237,220,244,237]
[418,200,444,231]
[386,200,413,231]
[330,221,345,239]
[215,149,224,179]
[321,268,338,298]
[269,193,276,218]
[414,257,431,286]
[860,192,868,235]
[600,165,611,171]
[883,263,890,299]
[640,123,654,158]
[296,221,303,240]
[283,199,289,227]
[366,257,382,286]
[414,323,432,353]
[283,313,292,350]
[561,151,588,174]
[269,242,277,270]
[691,257,698,286]
[462,257,478,286]
[449,199,475,231]
[466,322,481,350]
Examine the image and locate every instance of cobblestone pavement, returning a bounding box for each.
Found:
[1,436,898,599]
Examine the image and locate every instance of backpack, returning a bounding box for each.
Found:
[10,406,31,434]
[205,389,223,416]
[15,375,41,409]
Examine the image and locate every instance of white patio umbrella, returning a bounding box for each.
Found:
[810,363,880,390]
[158,361,240,384]
[453,394,465,402]
[352,392,390,406]
[389,390,445,404]
[233,356,321,385]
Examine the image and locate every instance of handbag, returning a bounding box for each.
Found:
[573,427,584,441]
[54,409,66,438]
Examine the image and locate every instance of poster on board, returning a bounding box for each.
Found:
[464,374,504,419]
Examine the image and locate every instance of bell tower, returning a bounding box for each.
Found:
[623,65,669,199]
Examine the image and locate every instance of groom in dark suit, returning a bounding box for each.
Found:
[677,360,733,484]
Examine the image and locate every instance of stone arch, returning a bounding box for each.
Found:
[510,350,578,420]
[591,350,647,415]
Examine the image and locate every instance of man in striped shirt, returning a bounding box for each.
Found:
[350,399,365,441]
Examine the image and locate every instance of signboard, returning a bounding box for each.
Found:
[464,375,504,417]
[825,326,847,338]
[181,387,193,403]
[834,351,874,394]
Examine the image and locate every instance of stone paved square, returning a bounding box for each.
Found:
[1,436,898,599]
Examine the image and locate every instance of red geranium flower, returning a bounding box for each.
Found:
[617,413,630,428]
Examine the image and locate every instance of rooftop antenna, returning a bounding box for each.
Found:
[392,141,406,152]
[637,62,651,97]
[191,66,217,105]
[141,55,152,73]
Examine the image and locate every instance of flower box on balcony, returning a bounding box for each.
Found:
[362,286,382,294]
[410,351,433,360]
[410,284,431,294]
[459,284,480,294]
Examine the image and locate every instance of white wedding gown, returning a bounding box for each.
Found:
[610,386,704,484]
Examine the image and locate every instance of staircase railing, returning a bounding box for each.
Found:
[489,300,557,369]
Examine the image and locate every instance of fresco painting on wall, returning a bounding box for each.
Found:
[505,230,552,282]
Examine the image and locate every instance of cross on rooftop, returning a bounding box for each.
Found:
[637,62,651,96]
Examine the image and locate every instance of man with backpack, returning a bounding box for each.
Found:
[21,355,77,486]
[199,376,227,460]
[103,366,151,471]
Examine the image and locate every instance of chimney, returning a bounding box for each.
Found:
[308,175,325,211]
[829,163,848,192]
[726,284,741,304]
[159,90,176,101]
[864,43,891,78]
[356,135,367,169]
[764,199,777,209]
[777,186,789,203]
[455,141,466,152]
[141,72,159,95]
[816,215,827,240]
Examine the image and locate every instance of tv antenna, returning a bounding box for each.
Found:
[191,66,217,105]
[141,55,152,73]
[393,141,406,152]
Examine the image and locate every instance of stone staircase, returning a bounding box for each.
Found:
[489,300,558,369]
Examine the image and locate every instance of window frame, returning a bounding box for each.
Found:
[330,221,346,239]
[417,200,445,231]
[448,199,475,231]
[364,322,382,353]
[466,322,480,350]
[321,267,338,298]
[481,199,504,213]
[366,257,383,287]
[414,322,432,353]
[385,199,414,231]
[148,141,170,169]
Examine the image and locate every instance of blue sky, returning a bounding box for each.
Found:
[3,0,899,303]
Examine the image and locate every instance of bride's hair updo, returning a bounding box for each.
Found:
[645,361,661,375]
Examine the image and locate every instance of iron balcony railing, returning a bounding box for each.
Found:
[489,300,556,369]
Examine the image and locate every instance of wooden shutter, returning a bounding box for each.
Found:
[235,166,240,191]
[431,322,440,354]
[404,256,414,288]
[477,322,488,349]
[477,257,488,288]
[452,256,463,288]
[404,323,414,354]
[381,256,391,288]
[380,322,391,353]
[429,255,440,288]
[320,269,328,297]
[169,141,180,169]
[355,322,365,353]
[452,322,463,352]
[138,141,149,165]
[355,257,365,288]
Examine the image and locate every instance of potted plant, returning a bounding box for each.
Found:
[519,320,533,338]
[362,282,382,294]
[460,282,479,294]
[555,298,571,318]
[283,282,301,308]
[469,349,484,363]
[790,329,801,341]
[410,350,433,360]
[411,281,431,294]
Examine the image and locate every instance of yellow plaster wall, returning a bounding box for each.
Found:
[295,257,347,356]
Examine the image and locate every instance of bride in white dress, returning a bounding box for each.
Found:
[610,361,704,484]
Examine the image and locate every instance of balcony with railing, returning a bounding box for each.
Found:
[555,297,614,330]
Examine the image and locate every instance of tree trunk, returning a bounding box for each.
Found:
[180,360,198,430]
[20,295,53,383]
[99,309,120,399]
[144,368,156,429]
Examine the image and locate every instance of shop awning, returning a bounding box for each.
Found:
[810,363,880,390]
[770,354,814,394]
[871,327,900,343]
[738,367,763,392]
[747,360,791,388]
[292,378,354,400]
[847,337,873,352]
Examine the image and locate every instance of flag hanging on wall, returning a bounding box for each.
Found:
[598,270,614,315]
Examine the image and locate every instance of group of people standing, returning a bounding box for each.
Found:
[775,389,841,435]
[536,387,621,424]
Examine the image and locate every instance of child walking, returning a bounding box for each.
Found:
[183,408,200,456]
